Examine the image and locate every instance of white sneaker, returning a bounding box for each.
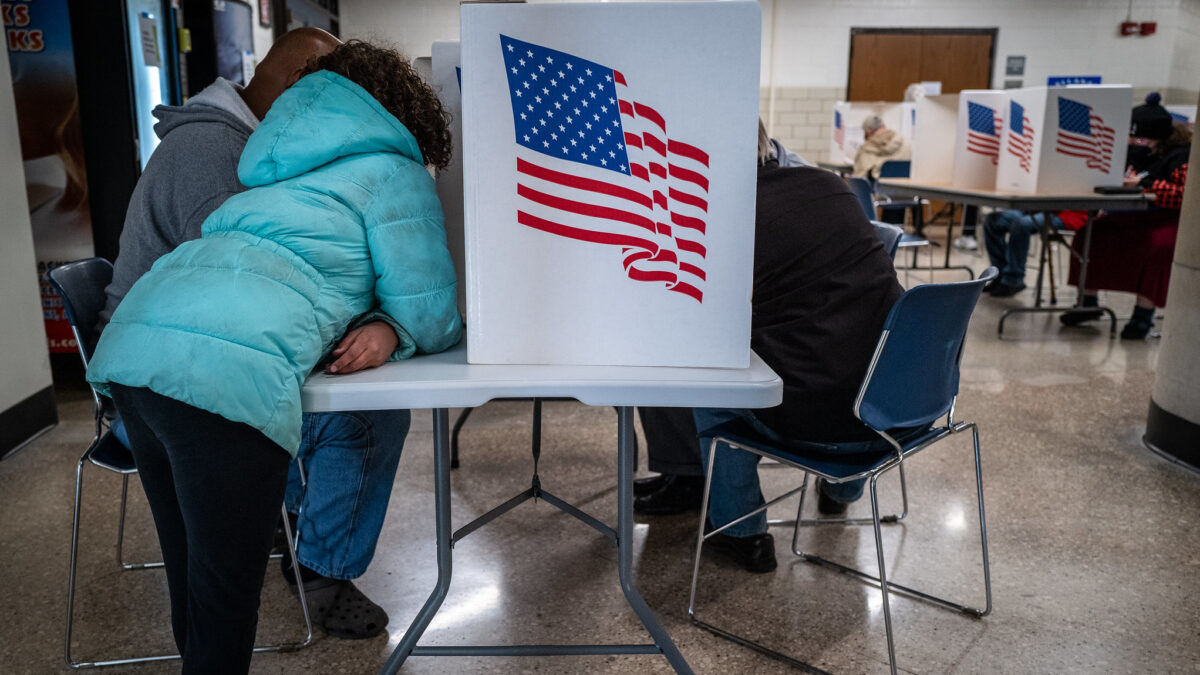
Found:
[953,235,978,251]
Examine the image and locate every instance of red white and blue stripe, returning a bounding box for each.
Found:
[501,34,709,303]
[1054,96,1114,173]
[1006,100,1035,173]
[966,101,1002,165]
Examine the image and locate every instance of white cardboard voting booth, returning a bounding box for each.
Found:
[910,94,957,184]
[996,85,1131,194]
[460,1,760,368]
[952,90,1008,190]
[430,42,466,314]
[828,102,904,166]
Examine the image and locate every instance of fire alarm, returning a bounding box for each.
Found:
[1140,22,1157,35]
[1120,21,1139,35]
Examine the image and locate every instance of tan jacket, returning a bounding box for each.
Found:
[852,128,911,180]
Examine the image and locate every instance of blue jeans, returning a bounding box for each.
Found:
[694,408,867,538]
[983,211,1059,285]
[284,410,410,580]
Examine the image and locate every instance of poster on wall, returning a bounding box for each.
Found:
[461,1,761,368]
[3,0,94,354]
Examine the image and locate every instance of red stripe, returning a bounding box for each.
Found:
[653,191,667,209]
[619,100,634,116]
[622,249,651,269]
[630,164,649,181]
[627,267,678,285]
[518,184,655,233]
[679,262,706,281]
[518,158,652,210]
[643,133,667,156]
[669,282,703,302]
[675,237,707,257]
[669,163,709,192]
[518,211,656,251]
[651,248,678,264]
[649,163,667,179]
[668,140,709,166]
[670,212,706,234]
[633,102,666,131]
[624,132,642,149]
[613,70,626,86]
[656,222,672,236]
[669,187,708,212]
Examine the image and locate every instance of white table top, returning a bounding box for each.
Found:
[301,341,783,412]
[876,178,1155,212]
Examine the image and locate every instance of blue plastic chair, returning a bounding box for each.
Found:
[871,221,904,260]
[49,258,313,669]
[688,267,998,675]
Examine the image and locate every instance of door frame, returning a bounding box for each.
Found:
[846,27,998,98]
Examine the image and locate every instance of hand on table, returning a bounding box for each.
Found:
[1123,168,1145,188]
[327,321,399,374]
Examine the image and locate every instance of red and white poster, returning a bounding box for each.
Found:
[461,1,760,368]
[4,0,94,353]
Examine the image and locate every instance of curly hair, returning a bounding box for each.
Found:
[298,40,453,169]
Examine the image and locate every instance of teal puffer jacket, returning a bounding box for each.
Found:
[88,71,463,455]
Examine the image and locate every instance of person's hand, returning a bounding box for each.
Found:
[1123,168,1144,188]
[326,321,399,374]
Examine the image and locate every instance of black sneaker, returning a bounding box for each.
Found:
[634,474,704,515]
[988,281,1026,298]
[705,531,777,574]
[1120,318,1153,340]
[634,473,669,498]
[1060,308,1104,326]
[815,479,849,516]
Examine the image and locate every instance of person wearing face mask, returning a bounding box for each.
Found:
[1060,93,1191,339]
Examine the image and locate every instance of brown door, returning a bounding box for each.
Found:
[848,30,994,101]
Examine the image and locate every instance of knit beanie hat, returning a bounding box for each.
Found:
[1130,93,1173,140]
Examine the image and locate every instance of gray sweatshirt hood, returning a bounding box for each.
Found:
[152,77,260,141]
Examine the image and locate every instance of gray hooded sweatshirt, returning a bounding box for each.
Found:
[99,78,260,329]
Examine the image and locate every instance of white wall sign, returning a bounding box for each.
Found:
[461,1,760,367]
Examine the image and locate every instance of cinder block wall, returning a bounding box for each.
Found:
[760,86,845,165]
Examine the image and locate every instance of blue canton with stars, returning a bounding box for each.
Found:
[501,35,631,176]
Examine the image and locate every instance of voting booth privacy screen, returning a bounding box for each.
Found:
[431,42,467,315]
[829,102,904,165]
[460,2,760,368]
[953,90,1008,190]
[996,85,1131,193]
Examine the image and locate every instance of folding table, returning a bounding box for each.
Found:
[876,179,1154,336]
[301,341,782,674]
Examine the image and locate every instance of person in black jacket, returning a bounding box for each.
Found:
[693,120,904,573]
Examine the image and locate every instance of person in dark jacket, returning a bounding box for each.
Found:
[692,120,903,573]
[1061,94,1191,340]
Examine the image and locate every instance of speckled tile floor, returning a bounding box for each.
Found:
[3,243,1199,674]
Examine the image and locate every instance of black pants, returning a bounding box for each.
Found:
[111,385,290,675]
[637,407,703,477]
[961,205,979,237]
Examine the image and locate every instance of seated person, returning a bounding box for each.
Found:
[633,124,808,517]
[693,120,904,574]
[981,210,1082,297]
[852,115,910,181]
[1061,95,1190,340]
[87,41,462,673]
[98,28,406,640]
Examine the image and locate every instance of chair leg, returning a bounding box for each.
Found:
[970,424,993,617]
[869,475,900,675]
[116,475,164,571]
[64,455,87,669]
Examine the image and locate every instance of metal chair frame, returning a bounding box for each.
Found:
[52,258,314,669]
[687,273,996,675]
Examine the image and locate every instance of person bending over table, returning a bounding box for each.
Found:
[97,29,411,641]
[87,41,462,673]
[690,120,906,574]
[1060,95,1191,340]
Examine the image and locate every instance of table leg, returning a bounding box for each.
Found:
[615,407,694,674]
[381,408,453,674]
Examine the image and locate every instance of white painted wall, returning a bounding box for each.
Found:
[338,0,1199,97]
[0,46,53,413]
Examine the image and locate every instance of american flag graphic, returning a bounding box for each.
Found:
[501,35,709,303]
[1006,100,1035,173]
[834,110,844,149]
[1055,96,1115,173]
[965,101,1002,165]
